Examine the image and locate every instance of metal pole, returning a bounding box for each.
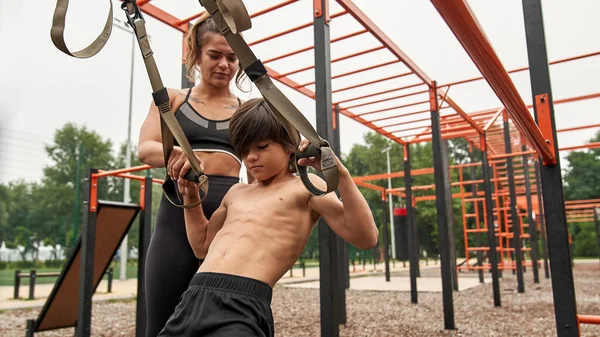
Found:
[404,144,418,303]
[522,1,578,334]
[502,116,525,293]
[382,146,396,259]
[481,137,501,307]
[120,30,135,282]
[313,2,338,336]
[430,83,455,330]
[469,147,484,284]
[136,175,152,337]
[72,143,82,246]
[381,197,391,282]
[534,162,550,278]
[522,146,539,283]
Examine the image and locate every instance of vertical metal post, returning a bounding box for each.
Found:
[481,137,501,306]
[26,319,35,337]
[404,144,418,303]
[313,1,338,336]
[469,148,484,283]
[14,270,20,299]
[442,140,458,292]
[77,169,98,337]
[332,104,347,323]
[523,1,578,334]
[381,197,391,282]
[430,83,455,330]
[136,176,152,337]
[534,162,550,279]
[522,146,539,283]
[28,270,36,300]
[502,117,525,293]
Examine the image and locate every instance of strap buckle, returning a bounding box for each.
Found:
[121,0,145,32]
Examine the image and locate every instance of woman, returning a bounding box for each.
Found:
[137,14,249,337]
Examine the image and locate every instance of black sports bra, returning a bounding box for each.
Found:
[173,88,242,164]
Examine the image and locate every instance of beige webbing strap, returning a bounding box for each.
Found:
[51,0,113,58]
[200,0,339,196]
[50,0,208,208]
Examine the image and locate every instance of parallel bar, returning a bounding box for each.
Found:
[332,71,414,94]
[503,118,525,293]
[523,1,578,335]
[522,145,539,284]
[430,0,554,163]
[404,144,418,303]
[430,84,455,330]
[313,2,339,335]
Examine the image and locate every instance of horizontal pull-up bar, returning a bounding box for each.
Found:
[430,0,554,163]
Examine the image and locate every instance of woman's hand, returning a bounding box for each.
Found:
[167,147,205,180]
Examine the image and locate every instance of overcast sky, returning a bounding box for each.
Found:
[1,0,598,184]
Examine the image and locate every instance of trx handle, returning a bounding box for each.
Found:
[121,0,209,208]
[51,0,113,58]
[199,0,339,196]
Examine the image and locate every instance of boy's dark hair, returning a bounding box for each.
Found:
[229,98,300,172]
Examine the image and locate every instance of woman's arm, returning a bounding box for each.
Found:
[137,88,180,167]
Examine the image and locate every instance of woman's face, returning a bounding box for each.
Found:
[198,32,239,88]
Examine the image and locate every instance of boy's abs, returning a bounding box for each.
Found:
[198,219,312,287]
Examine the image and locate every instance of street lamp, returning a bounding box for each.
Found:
[381,145,396,259]
[112,18,147,281]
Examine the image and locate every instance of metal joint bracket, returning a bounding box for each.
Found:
[535,93,557,166]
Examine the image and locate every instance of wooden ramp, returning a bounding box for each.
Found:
[30,201,140,333]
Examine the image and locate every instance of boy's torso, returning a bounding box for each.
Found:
[199,176,320,287]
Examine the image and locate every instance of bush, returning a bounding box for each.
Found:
[44,259,65,268]
[0,261,7,270]
[8,260,38,269]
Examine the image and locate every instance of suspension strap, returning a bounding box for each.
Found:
[50,0,208,208]
[199,0,339,196]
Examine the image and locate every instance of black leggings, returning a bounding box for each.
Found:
[145,175,238,337]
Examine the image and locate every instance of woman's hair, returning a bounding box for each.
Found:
[229,98,300,172]
[185,13,247,90]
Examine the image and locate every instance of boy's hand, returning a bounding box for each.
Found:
[296,139,342,172]
[177,177,201,204]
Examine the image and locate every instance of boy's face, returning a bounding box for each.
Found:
[243,139,292,180]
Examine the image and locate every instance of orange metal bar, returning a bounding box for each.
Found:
[357,99,429,117]
[277,45,384,78]
[251,0,299,18]
[267,29,368,65]
[558,123,600,133]
[489,151,535,160]
[139,179,146,211]
[369,105,451,124]
[484,108,505,131]
[560,142,600,152]
[565,199,600,205]
[334,85,426,105]
[249,10,346,46]
[94,165,153,179]
[345,88,429,110]
[90,176,98,213]
[578,315,600,325]
[332,71,414,94]
[439,51,600,88]
[430,0,554,163]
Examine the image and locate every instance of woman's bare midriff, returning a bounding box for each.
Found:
[195,151,241,178]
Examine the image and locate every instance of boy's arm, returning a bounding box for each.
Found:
[179,179,232,258]
[307,167,378,250]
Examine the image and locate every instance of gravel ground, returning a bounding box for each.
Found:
[1,263,599,337]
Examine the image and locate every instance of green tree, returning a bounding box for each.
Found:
[42,123,116,249]
[563,130,600,201]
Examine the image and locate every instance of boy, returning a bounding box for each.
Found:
[158,98,378,337]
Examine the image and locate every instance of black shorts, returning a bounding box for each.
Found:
[157,272,274,337]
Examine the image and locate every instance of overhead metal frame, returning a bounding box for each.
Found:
[119,1,600,335]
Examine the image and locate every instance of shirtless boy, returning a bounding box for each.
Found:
[157,98,378,337]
